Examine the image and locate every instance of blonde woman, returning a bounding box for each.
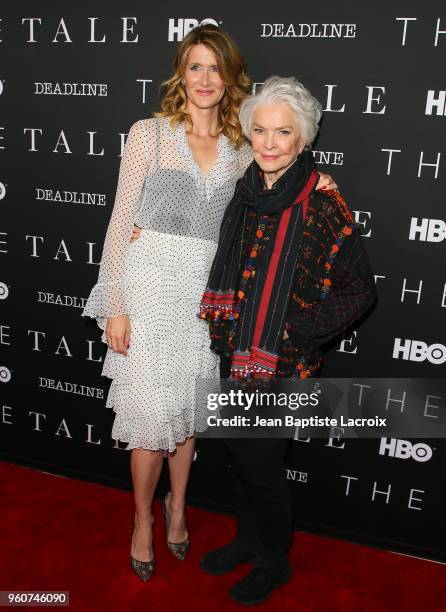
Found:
[82,25,336,581]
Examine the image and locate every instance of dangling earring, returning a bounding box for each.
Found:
[181,79,185,86]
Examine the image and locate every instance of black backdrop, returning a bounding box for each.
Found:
[1,1,445,561]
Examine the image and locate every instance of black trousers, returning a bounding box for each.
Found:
[220,355,293,569]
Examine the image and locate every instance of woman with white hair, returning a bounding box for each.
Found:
[199,76,377,605]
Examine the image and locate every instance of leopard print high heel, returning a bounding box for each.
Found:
[130,521,155,581]
[162,492,190,561]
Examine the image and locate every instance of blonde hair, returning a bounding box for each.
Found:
[155,25,252,148]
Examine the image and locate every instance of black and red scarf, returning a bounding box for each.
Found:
[199,148,318,380]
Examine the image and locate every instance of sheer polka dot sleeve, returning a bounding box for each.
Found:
[82,119,153,329]
[237,141,253,174]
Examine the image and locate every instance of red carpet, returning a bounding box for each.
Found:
[1,461,445,611]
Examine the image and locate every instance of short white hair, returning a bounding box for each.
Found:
[239,75,322,145]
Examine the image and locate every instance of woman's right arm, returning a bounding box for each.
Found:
[82,119,153,351]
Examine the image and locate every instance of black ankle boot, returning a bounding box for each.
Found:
[229,560,292,605]
[200,540,262,575]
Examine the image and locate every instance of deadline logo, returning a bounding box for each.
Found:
[0,182,6,200]
[168,18,220,41]
[379,438,433,463]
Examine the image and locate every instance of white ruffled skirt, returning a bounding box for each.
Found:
[97,229,219,452]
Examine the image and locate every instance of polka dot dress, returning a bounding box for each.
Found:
[82,117,253,452]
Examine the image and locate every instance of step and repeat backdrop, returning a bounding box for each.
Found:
[1,2,445,561]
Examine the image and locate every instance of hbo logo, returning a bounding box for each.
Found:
[379,438,433,462]
[0,366,12,383]
[393,338,446,364]
[168,18,219,41]
[409,217,446,242]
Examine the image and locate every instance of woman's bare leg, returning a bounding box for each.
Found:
[166,436,195,543]
[130,448,164,561]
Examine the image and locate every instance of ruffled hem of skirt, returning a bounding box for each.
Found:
[110,412,197,453]
[105,378,210,452]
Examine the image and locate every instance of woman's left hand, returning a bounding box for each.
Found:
[316,172,338,191]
